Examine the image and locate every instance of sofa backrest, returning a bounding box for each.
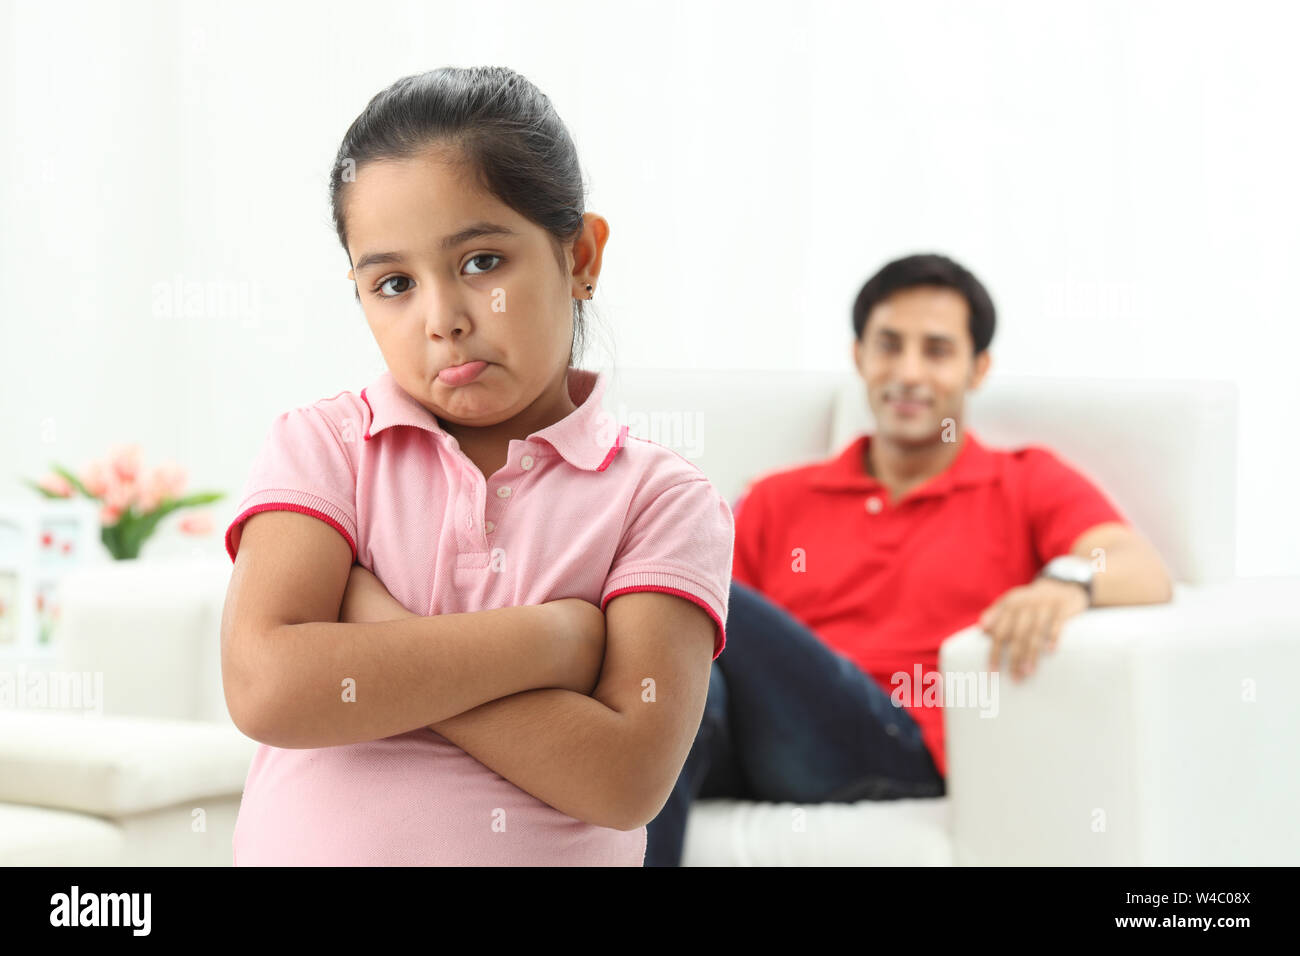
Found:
[602,367,1238,586]
[600,366,840,502]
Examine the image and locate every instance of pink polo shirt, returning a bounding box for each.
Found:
[224,365,734,866]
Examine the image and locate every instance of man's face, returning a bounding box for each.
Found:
[852,285,991,446]
[344,147,577,428]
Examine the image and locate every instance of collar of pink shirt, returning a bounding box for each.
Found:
[359,365,629,471]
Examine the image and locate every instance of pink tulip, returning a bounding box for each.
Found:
[136,462,186,514]
[38,473,74,498]
[151,461,188,500]
[178,512,213,536]
[103,475,137,512]
[136,485,161,514]
[80,461,110,498]
[99,501,122,525]
[108,444,143,484]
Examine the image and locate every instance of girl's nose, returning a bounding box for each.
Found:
[424,286,472,341]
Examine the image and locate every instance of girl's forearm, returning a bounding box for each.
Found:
[236,605,568,749]
[430,689,642,831]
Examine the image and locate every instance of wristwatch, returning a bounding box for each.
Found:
[1038,555,1094,605]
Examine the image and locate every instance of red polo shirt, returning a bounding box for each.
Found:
[730,429,1127,779]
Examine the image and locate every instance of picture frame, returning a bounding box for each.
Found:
[0,497,102,657]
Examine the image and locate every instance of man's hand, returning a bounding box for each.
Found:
[979,578,1088,681]
[338,563,417,624]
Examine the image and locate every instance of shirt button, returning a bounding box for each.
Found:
[485,520,496,533]
[497,486,511,498]
[866,496,883,514]
[885,723,900,737]
[520,454,534,470]
[465,513,472,530]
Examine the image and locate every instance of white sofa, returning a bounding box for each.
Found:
[0,558,256,866]
[2,369,1296,866]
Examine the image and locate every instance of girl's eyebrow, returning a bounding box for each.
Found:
[353,222,519,274]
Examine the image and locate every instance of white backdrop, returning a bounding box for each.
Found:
[1,0,1296,575]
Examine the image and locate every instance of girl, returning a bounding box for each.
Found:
[220,66,735,866]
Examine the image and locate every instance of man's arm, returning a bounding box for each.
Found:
[981,521,1174,680]
[1069,520,1173,606]
[430,591,716,832]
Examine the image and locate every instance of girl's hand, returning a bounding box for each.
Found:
[542,597,607,696]
[339,564,417,624]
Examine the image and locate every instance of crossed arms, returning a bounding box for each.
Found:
[220,510,715,831]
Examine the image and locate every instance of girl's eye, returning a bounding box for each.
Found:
[373,275,412,298]
[370,255,503,300]
[464,253,503,276]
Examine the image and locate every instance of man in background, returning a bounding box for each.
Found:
[645,252,1173,866]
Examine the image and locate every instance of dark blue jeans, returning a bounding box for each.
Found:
[644,578,946,866]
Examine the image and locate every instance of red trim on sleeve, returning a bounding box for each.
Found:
[601,583,726,659]
[226,502,359,564]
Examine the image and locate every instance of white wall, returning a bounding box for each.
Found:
[1,0,1296,575]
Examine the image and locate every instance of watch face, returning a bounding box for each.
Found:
[1046,557,1093,585]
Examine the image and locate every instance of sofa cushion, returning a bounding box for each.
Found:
[683,796,952,865]
[0,802,124,866]
[0,711,256,817]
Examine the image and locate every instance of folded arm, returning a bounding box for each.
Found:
[431,591,716,832]
[221,511,585,749]
[331,559,716,830]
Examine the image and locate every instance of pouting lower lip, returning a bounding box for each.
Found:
[437,360,489,386]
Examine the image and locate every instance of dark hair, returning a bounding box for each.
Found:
[329,66,592,366]
[851,253,996,355]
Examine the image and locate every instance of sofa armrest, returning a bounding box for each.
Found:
[52,556,233,723]
[0,711,257,818]
[939,576,1300,865]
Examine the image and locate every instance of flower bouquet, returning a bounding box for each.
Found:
[24,444,224,559]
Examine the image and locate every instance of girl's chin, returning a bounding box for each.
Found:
[434,400,515,427]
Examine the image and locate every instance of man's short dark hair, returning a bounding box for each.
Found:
[852,253,996,354]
